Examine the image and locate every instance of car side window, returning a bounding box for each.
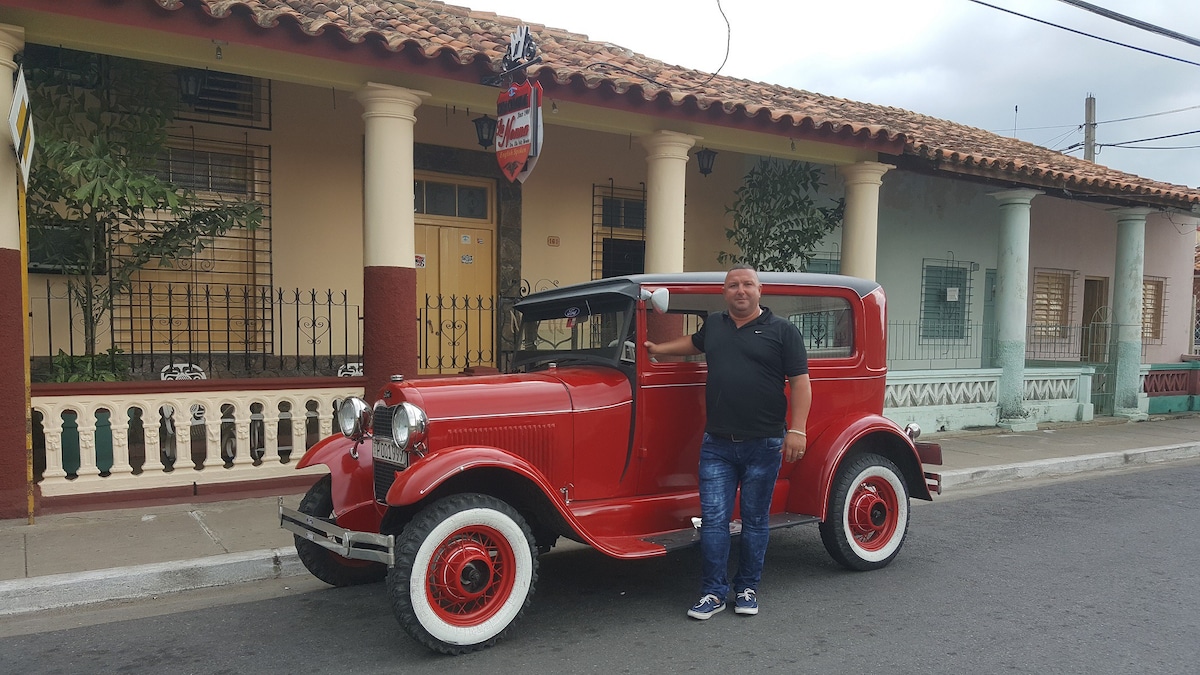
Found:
[645,294,724,364]
[764,294,854,359]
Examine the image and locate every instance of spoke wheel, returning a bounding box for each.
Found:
[389,494,537,655]
[819,453,910,571]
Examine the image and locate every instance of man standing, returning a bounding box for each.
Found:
[645,266,811,619]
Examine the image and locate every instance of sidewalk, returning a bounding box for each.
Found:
[3,413,1199,617]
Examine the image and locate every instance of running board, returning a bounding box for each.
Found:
[642,512,820,552]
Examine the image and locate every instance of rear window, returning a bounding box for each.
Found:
[646,293,853,362]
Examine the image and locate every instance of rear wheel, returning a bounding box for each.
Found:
[294,474,386,586]
[819,453,910,571]
[388,493,537,655]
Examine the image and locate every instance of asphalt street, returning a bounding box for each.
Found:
[2,458,1198,674]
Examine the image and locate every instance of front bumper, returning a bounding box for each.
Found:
[279,500,396,566]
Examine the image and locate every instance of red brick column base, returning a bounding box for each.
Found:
[0,247,34,518]
[363,265,417,400]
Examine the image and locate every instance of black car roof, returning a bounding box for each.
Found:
[513,272,881,310]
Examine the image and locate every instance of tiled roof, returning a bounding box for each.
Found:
[159,0,1200,208]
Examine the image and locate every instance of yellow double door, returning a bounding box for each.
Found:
[415,224,495,374]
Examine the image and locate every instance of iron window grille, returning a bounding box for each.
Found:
[175,69,272,130]
[1032,268,1076,338]
[1142,276,1167,342]
[920,258,974,341]
[592,182,646,279]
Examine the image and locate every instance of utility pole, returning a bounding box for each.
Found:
[1084,94,1096,161]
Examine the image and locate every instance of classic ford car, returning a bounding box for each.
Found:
[280,272,942,654]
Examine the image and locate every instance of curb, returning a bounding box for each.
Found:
[0,548,304,617]
[939,442,1200,491]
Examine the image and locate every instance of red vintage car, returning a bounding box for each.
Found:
[280,272,942,654]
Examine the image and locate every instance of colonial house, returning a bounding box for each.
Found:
[1,0,1197,518]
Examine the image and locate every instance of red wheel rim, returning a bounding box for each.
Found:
[425,525,516,626]
[847,474,898,551]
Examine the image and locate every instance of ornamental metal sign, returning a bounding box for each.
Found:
[494,26,543,183]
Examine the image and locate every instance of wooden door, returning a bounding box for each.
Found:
[416,224,495,373]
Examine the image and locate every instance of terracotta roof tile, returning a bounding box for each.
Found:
[154,0,1200,207]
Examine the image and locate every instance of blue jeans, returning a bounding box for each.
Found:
[698,433,784,598]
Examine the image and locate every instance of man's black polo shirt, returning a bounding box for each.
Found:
[691,306,808,438]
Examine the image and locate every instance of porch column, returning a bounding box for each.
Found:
[838,161,892,281]
[0,25,27,518]
[991,189,1041,430]
[640,131,697,273]
[355,83,428,397]
[1111,207,1152,419]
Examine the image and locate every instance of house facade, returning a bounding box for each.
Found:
[0,0,1197,517]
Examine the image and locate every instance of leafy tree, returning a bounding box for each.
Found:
[23,47,263,358]
[718,158,844,272]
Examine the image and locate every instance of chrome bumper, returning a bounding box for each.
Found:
[279,500,395,566]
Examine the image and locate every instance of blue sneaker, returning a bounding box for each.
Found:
[687,593,726,620]
[734,588,758,615]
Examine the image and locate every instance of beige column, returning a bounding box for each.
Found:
[355,83,428,394]
[355,83,428,268]
[838,161,892,281]
[639,130,698,273]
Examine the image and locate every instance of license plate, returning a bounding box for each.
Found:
[373,439,407,466]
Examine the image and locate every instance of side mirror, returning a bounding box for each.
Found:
[639,287,669,314]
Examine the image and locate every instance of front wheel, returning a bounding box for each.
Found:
[819,453,910,571]
[294,474,387,587]
[388,493,538,655]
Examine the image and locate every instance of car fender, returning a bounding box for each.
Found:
[784,413,930,518]
[384,446,628,555]
[294,433,384,532]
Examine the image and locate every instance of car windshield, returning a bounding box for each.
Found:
[512,294,635,369]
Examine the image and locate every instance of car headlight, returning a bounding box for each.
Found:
[391,401,428,450]
[337,397,371,438]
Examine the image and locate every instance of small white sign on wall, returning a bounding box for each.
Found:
[415,254,426,268]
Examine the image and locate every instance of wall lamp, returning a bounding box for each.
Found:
[176,68,208,106]
[473,114,498,149]
[696,147,718,177]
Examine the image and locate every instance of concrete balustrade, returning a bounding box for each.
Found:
[32,385,361,497]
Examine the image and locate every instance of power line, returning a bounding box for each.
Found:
[1103,143,1200,150]
[1098,103,1200,125]
[1053,0,1200,50]
[964,0,1200,68]
[1100,128,1200,148]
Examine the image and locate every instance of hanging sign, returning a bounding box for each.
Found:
[496,80,538,182]
[7,67,34,188]
[515,81,543,184]
[494,25,544,183]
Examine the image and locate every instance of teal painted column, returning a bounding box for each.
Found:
[990,189,1041,429]
[1111,207,1151,419]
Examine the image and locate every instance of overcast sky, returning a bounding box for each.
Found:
[464,0,1200,188]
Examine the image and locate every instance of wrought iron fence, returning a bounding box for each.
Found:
[30,280,363,381]
[418,293,520,374]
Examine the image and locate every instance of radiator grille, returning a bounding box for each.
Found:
[374,459,404,503]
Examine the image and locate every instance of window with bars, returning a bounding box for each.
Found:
[175,69,271,130]
[114,136,272,355]
[592,184,646,279]
[1032,269,1075,338]
[1142,276,1166,341]
[920,259,973,341]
